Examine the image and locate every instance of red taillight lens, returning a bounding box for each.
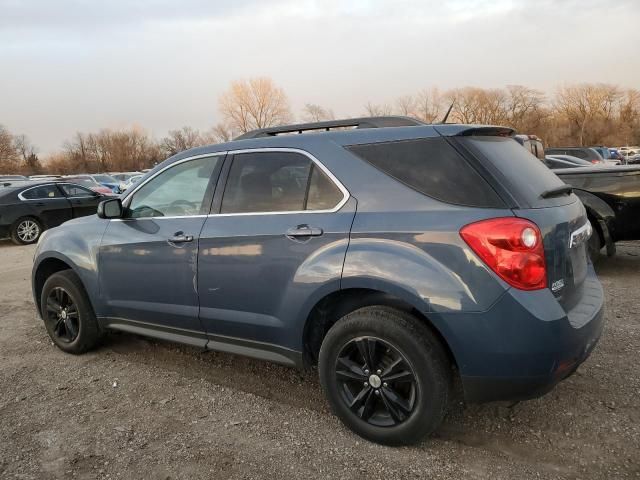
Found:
[590,160,600,164]
[460,218,547,290]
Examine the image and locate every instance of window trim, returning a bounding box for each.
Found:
[214,147,349,217]
[118,148,349,220]
[18,183,65,201]
[116,152,226,220]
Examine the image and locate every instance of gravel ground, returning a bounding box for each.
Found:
[0,240,638,479]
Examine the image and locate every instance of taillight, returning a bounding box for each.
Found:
[460,218,547,290]
[590,160,600,164]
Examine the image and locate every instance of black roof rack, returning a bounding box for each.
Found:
[234,116,425,140]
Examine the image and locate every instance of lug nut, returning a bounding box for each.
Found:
[364,369,369,375]
[374,390,380,395]
[383,382,388,388]
[377,369,382,375]
[364,382,368,386]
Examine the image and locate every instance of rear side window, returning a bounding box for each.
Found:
[461,137,568,207]
[21,185,62,199]
[347,137,505,208]
[221,151,344,213]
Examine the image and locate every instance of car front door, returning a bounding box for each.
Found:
[58,183,103,217]
[98,153,224,337]
[197,149,356,355]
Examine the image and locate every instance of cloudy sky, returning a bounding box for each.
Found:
[1,0,639,154]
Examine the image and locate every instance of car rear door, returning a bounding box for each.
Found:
[97,153,224,337]
[19,184,72,228]
[197,149,355,353]
[58,183,102,217]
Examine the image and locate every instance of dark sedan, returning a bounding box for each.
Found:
[0,181,105,244]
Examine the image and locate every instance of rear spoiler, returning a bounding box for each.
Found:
[434,125,515,137]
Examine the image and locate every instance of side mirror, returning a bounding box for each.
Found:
[97,198,123,219]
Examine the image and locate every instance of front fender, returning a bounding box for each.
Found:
[32,218,109,314]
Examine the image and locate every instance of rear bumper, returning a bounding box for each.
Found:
[435,265,605,403]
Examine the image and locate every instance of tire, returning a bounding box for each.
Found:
[40,270,102,354]
[11,216,43,245]
[318,306,450,445]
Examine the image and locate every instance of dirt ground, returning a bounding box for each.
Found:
[0,240,638,480]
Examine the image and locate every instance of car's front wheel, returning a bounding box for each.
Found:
[319,306,451,445]
[11,216,43,245]
[40,270,102,354]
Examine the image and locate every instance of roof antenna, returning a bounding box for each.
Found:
[440,101,454,124]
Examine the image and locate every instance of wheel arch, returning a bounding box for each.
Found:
[301,287,458,373]
[573,189,616,255]
[33,255,78,317]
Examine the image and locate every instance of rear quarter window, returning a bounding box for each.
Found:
[460,137,572,208]
[346,137,505,208]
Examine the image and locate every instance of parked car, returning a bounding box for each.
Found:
[608,148,625,164]
[63,176,114,195]
[590,146,621,165]
[0,181,106,244]
[552,164,640,258]
[544,155,593,169]
[29,175,62,180]
[89,174,121,193]
[0,175,29,181]
[119,174,143,192]
[514,134,545,160]
[32,117,603,445]
[546,147,605,165]
[111,172,143,192]
[627,153,640,164]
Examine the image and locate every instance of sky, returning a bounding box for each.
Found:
[1,0,639,155]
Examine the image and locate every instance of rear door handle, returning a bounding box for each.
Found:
[168,233,194,244]
[286,225,323,238]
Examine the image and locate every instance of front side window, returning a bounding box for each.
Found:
[220,151,344,214]
[21,185,62,200]
[60,184,96,197]
[127,156,220,218]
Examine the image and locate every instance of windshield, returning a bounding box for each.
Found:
[67,178,98,187]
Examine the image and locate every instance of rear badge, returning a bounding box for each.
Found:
[552,279,565,293]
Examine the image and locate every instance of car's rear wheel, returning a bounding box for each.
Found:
[319,306,450,445]
[11,217,43,245]
[41,270,102,354]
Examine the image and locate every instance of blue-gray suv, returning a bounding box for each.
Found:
[32,117,604,445]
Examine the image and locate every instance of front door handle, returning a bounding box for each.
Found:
[168,232,194,244]
[286,225,323,238]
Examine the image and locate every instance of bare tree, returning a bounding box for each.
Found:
[205,122,235,143]
[395,95,417,117]
[161,126,206,157]
[414,88,442,123]
[0,125,19,173]
[302,104,335,122]
[555,84,623,145]
[13,134,42,174]
[219,77,292,134]
[363,102,393,117]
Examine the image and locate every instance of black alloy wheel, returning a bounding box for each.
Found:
[335,336,418,427]
[44,287,80,343]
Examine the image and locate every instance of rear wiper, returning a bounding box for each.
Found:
[540,185,573,199]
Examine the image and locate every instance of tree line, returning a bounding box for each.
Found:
[1,78,639,175]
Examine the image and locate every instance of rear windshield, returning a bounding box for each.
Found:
[346,137,505,208]
[460,137,570,208]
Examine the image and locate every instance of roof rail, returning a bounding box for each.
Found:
[234,116,425,140]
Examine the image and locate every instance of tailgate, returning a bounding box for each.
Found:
[514,198,590,313]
